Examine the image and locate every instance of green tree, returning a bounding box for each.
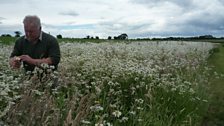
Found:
[14,31,22,37]
[57,34,63,39]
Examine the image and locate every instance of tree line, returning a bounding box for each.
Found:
[137,35,224,41]
[1,32,129,40]
[1,31,22,37]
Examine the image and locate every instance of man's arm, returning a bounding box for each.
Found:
[9,38,23,69]
[47,37,60,66]
[9,57,21,69]
[19,55,53,66]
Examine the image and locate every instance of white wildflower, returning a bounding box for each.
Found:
[49,65,55,69]
[135,98,144,104]
[129,111,136,115]
[90,104,104,112]
[106,122,112,126]
[41,63,49,69]
[109,104,117,108]
[137,107,143,110]
[121,117,128,122]
[189,88,195,94]
[81,120,91,124]
[202,99,208,102]
[32,90,43,96]
[95,86,101,95]
[137,118,143,122]
[95,123,104,126]
[46,69,52,73]
[112,110,122,118]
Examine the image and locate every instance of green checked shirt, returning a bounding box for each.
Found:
[10,32,61,71]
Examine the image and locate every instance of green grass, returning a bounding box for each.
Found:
[0,37,17,45]
[203,43,224,125]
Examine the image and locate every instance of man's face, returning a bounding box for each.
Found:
[24,23,41,42]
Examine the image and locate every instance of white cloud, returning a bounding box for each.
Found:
[59,11,79,17]
[0,0,223,38]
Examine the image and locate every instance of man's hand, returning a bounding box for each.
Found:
[12,55,53,67]
[20,55,35,65]
[9,56,21,69]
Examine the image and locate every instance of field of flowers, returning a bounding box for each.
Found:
[0,41,216,125]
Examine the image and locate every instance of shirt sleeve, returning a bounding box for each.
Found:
[10,39,22,58]
[48,37,61,65]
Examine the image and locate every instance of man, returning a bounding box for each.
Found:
[9,15,60,72]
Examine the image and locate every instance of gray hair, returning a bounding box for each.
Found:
[23,15,41,28]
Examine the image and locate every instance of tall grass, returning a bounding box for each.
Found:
[0,41,215,125]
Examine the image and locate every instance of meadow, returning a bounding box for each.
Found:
[0,38,222,125]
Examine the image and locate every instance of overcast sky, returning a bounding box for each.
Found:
[0,0,223,38]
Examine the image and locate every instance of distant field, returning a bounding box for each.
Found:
[1,36,224,44]
[192,39,224,43]
[0,37,17,45]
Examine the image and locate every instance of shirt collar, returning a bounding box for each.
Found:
[39,31,43,41]
[25,31,43,41]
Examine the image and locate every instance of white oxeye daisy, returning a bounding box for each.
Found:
[112,110,122,118]
[95,123,104,126]
[49,65,55,69]
[81,120,91,124]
